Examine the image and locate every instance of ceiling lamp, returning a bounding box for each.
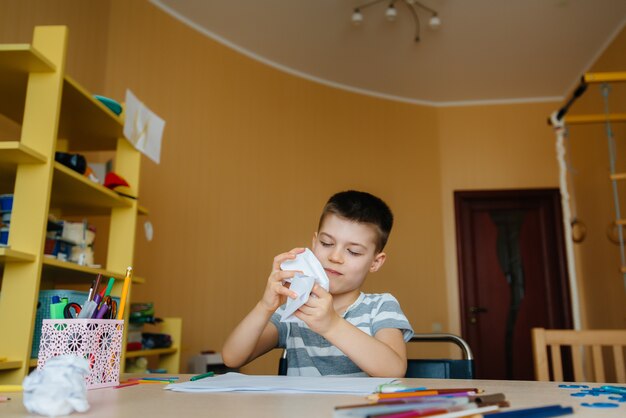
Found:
[351,0,441,42]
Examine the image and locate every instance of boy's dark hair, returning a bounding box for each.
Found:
[318,190,393,253]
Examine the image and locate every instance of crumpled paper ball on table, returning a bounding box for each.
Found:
[23,355,90,417]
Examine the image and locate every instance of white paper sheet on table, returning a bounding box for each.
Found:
[164,373,394,394]
[279,248,330,323]
[123,89,165,164]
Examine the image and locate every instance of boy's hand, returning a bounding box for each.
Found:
[295,284,340,336]
[259,248,305,313]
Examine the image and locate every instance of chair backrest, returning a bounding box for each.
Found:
[277,333,475,378]
[278,349,288,376]
[531,328,626,383]
[406,333,474,379]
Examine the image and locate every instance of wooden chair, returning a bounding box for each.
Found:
[532,328,626,383]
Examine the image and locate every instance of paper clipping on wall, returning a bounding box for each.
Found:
[123,89,165,164]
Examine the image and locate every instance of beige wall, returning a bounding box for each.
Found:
[103,0,446,373]
[437,102,562,334]
[2,0,624,375]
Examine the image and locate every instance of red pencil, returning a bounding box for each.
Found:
[114,382,139,389]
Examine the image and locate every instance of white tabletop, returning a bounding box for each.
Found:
[1,375,625,417]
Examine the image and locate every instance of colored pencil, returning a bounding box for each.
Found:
[369,390,477,401]
[485,405,573,418]
[114,382,139,389]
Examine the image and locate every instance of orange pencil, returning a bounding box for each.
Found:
[368,389,478,401]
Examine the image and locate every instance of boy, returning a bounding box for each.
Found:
[222,190,413,377]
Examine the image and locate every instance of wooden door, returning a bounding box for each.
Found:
[455,189,573,380]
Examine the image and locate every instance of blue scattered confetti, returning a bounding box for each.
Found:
[559,384,589,389]
[581,402,619,408]
[559,384,626,408]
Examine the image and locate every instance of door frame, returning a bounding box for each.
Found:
[454,188,573,365]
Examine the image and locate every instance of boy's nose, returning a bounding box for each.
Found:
[328,249,343,264]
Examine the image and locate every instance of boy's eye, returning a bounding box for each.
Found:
[320,241,333,247]
[347,249,363,256]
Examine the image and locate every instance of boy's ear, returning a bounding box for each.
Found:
[311,232,318,249]
[369,252,386,273]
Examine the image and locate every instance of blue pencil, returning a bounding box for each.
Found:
[486,404,573,418]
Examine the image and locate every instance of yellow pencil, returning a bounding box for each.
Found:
[117,266,133,319]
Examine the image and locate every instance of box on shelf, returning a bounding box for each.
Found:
[0,194,13,212]
[43,237,73,261]
[61,221,95,246]
[37,318,124,389]
[0,226,8,246]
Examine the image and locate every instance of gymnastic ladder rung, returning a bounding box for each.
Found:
[610,173,626,181]
[564,113,626,125]
[584,72,626,83]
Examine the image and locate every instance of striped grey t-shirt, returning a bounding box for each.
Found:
[269,292,413,377]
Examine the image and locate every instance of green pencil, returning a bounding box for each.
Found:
[190,371,215,381]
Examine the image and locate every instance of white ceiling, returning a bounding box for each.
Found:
[151,0,626,106]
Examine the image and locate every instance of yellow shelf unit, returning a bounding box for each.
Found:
[0,26,178,384]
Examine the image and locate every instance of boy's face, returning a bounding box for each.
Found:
[311,213,386,296]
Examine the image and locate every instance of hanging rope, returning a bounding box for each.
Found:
[550,111,582,330]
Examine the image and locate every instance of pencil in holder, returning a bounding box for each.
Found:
[36,318,124,389]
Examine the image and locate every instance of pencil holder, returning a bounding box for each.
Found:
[32,290,120,358]
[37,319,124,389]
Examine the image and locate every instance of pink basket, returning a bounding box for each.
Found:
[37,319,124,389]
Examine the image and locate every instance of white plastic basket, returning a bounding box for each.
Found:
[37,319,124,389]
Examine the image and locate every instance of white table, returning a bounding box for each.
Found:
[1,376,625,417]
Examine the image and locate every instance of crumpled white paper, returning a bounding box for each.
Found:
[23,355,90,417]
[279,248,329,322]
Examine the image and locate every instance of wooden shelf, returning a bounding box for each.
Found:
[125,347,178,358]
[0,360,23,371]
[42,257,145,284]
[51,162,132,214]
[0,47,125,152]
[59,76,124,152]
[0,141,47,165]
[0,247,36,263]
[0,141,48,190]
[0,44,55,72]
[0,44,55,124]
